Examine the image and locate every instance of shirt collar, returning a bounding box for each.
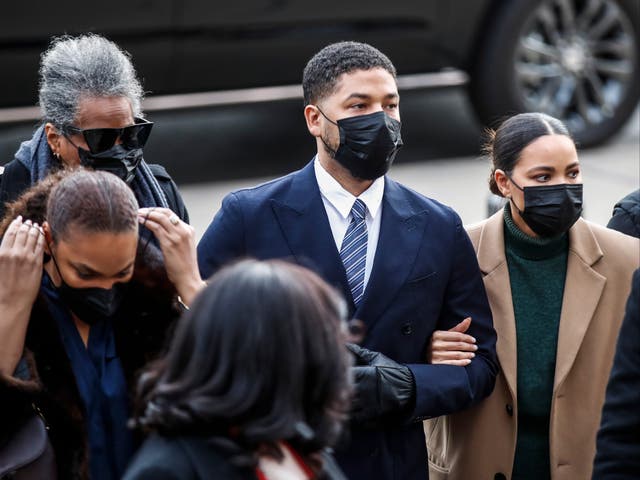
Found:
[314,157,384,220]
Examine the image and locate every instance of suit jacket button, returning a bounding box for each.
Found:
[401,323,413,335]
[506,404,514,416]
[494,474,507,480]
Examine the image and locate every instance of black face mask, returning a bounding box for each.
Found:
[49,248,127,325]
[319,109,403,180]
[509,178,583,237]
[77,144,143,185]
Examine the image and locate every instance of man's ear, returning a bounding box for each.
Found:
[304,104,322,137]
[44,123,62,156]
[494,169,511,198]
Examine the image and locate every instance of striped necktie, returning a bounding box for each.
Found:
[340,199,368,307]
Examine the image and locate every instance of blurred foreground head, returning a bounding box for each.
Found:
[135,259,352,462]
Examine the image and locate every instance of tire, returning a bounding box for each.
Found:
[469,0,640,147]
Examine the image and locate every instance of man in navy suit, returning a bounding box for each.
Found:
[197,41,498,480]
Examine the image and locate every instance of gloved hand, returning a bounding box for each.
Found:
[347,343,416,427]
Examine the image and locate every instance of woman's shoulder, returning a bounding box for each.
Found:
[569,220,640,287]
[123,434,198,480]
[579,219,639,259]
[464,211,501,246]
[123,433,253,480]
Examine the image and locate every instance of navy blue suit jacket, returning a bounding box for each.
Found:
[197,161,498,480]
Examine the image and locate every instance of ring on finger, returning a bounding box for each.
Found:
[169,214,179,225]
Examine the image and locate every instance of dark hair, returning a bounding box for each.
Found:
[47,169,139,243]
[302,41,396,106]
[0,169,178,309]
[0,169,68,237]
[486,112,573,196]
[134,259,351,468]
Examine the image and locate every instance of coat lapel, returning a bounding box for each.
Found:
[355,178,428,332]
[553,218,606,391]
[270,162,352,299]
[474,211,517,399]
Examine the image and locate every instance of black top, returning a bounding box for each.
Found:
[123,434,348,480]
[593,269,640,478]
[0,245,180,480]
[607,189,640,239]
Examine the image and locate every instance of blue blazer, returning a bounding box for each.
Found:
[197,161,498,480]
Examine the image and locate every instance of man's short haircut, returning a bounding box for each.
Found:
[302,41,397,106]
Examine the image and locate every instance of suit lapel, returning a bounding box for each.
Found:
[554,219,606,391]
[270,162,352,299]
[474,211,517,399]
[355,178,428,332]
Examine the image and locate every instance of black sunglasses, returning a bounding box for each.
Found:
[65,117,153,154]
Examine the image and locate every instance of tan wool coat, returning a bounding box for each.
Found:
[425,211,640,480]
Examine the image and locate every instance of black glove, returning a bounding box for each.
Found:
[347,343,416,427]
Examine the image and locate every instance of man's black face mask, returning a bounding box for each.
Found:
[318,109,403,180]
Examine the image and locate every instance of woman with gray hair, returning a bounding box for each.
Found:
[0,34,188,223]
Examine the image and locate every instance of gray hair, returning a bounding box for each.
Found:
[38,34,144,131]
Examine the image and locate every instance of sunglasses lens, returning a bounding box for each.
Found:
[122,122,153,149]
[76,120,153,154]
[83,129,121,154]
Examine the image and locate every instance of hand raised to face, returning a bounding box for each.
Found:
[0,216,45,308]
[138,208,205,306]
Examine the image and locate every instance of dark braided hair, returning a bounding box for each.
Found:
[0,169,67,237]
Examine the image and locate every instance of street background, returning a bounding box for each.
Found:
[1,85,638,241]
[174,87,639,241]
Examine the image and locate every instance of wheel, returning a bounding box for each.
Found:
[469,0,640,147]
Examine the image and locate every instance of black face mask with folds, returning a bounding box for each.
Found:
[77,144,143,185]
[49,249,127,325]
[509,178,583,237]
[319,109,403,180]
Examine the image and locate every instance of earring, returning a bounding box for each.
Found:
[54,152,60,160]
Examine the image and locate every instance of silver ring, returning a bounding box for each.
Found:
[169,214,179,225]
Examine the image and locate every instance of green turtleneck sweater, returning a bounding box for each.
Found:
[503,205,569,480]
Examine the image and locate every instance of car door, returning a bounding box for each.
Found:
[0,1,175,108]
[171,0,439,93]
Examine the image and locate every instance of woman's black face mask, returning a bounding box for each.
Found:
[76,144,143,185]
[48,246,126,325]
[508,177,583,237]
[318,108,403,180]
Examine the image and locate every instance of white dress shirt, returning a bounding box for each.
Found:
[314,157,384,291]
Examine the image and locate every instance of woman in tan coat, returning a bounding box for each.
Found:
[424,112,639,480]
